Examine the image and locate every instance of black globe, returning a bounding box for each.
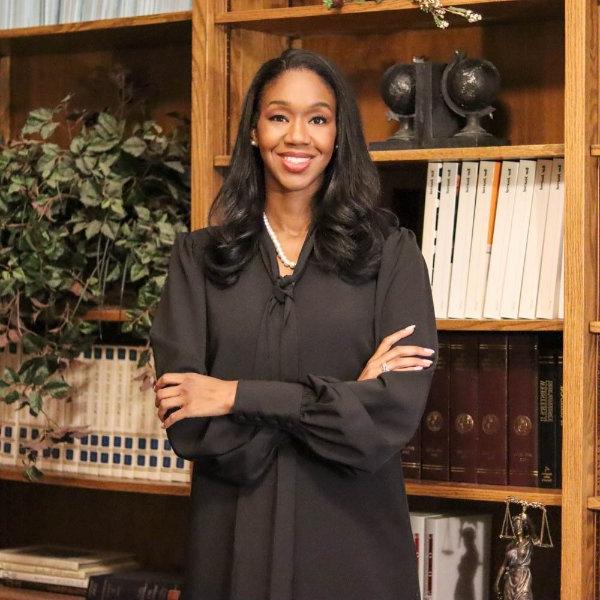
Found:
[445,58,500,112]
[380,63,416,116]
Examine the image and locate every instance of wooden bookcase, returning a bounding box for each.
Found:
[1,1,598,599]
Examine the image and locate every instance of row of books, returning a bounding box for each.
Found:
[410,511,492,600]
[0,0,192,29]
[402,332,563,488]
[0,343,190,483]
[423,158,564,319]
[0,544,182,598]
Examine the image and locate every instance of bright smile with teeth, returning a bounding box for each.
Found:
[283,156,311,164]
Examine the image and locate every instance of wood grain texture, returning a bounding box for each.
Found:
[214,143,565,167]
[405,480,562,505]
[191,0,228,229]
[0,585,81,600]
[0,466,189,496]
[216,0,563,35]
[0,55,10,142]
[562,1,598,599]
[436,319,563,331]
[0,10,191,38]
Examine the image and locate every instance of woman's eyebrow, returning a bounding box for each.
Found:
[266,100,334,110]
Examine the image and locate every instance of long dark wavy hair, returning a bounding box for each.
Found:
[203,48,398,287]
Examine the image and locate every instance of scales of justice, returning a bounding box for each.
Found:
[495,497,554,600]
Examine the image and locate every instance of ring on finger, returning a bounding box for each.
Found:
[381,361,389,373]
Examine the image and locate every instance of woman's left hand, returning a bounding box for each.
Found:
[154,373,239,429]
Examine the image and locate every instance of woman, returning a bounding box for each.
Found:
[150,48,437,600]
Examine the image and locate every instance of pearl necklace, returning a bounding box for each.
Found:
[262,212,297,269]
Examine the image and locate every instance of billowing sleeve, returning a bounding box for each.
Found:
[149,231,287,485]
[231,227,438,474]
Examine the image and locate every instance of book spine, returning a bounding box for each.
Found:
[500,159,537,318]
[465,161,502,318]
[538,334,560,487]
[401,424,421,480]
[536,158,565,318]
[557,346,563,487]
[476,333,508,485]
[449,333,479,483]
[507,334,539,487]
[448,161,479,318]
[420,336,450,481]
[483,160,520,318]
[431,162,460,317]
[0,577,86,595]
[518,159,553,318]
[421,162,443,285]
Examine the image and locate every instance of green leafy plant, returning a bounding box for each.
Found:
[322,0,482,28]
[0,88,190,480]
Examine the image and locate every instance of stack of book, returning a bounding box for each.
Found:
[422,158,564,320]
[0,343,190,483]
[410,511,492,600]
[402,332,562,488]
[0,0,192,29]
[0,544,138,595]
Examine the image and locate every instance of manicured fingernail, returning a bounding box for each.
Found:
[413,366,424,370]
[424,348,435,355]
[403,324,416,332]
[424,359,433,366]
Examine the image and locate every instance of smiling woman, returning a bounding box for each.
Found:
[149,48,438,600]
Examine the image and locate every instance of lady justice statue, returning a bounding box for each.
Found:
[494,497,554,600]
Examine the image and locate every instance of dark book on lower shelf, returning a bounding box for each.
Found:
[87,569,183,600]
[507,333,539,487]
[476,333,508,485]
[538,333,561,488]
[449,333,479,483]
[421,335,450,481]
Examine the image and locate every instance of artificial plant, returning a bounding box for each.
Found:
[0,75,190,480]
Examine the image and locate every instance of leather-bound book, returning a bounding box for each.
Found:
[507,333,539,487]
[449,333,479,483]
[401,425,422,480]
[476,333,508,484]
[538,333,561,488]
[421,335,451,481]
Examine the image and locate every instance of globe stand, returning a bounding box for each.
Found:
[440,50,506,147]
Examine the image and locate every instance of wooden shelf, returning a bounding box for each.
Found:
[0,11,191,38]
[0,584,82,600]
[214,144,564,168]
[437,319,563,331]
[215,0,562,35]
[0,11,191,54]
[405,479,562,505]
[587,496,600,510]
[0,466,190,497]
[589,321,600,333]
[82,306,131,322]
[1,465,561,506]
[590,144,600,156]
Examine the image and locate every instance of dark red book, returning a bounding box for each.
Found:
[507,334,539,487]
[476,333,508,484]
[421,335,451,481]
[401,425,421,480]
[449,333,479,483]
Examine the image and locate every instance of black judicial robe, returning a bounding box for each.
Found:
[149,222,438,600]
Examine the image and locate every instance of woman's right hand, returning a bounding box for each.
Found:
[356,324,435,381]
